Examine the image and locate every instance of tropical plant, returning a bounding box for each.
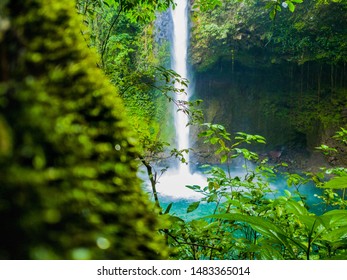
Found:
[164,125,347,259]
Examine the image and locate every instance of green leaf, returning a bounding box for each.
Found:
[221,154,228,163]
[287,1,295,12]
[298,215,321,231]
[168,215,185,224]
[210,137,219,144]
[205,213,302,256]
[258,244,285,260]
[187,201,200,213]
[322,210,347,227]
[164,203,173,214]
[186,185,201,191]
[284,189,292,197]
[321,176,347,189]
[321,226,347,242]
[285,200,308,216]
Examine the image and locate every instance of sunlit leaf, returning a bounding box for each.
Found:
[285,200,308,216]
[287,1,295,12]
[322,210,347,227]
[321,226,347,242]
[221,154,228,163]
[320,176,347,189]
[187,201,200,213]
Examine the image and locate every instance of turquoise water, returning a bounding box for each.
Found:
[268,176,325,214]
[145,164,325,220]
[159,197,216,221]
[157,184,324,221]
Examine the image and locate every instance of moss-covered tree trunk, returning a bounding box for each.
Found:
[0,0,166,259]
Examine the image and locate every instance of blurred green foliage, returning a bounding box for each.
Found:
[0,0,167,259]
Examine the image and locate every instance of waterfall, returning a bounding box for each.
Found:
[154,0,205,199]
[152,2,320,207]
[171,0,190,175]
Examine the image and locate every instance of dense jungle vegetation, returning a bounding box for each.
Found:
[0,0,347,260]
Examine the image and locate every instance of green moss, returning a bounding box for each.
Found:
[0,0,167,259]
[0,116,12,157]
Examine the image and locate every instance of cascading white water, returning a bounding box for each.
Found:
[171,0,190,176]
[153,0,206,199]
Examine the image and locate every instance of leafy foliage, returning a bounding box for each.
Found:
[77,0,191,153]
[164,125,347,259]
[190,0,347,71]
